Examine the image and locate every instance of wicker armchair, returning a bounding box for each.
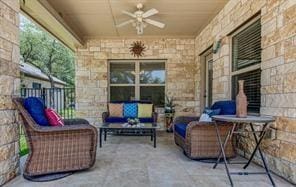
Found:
[13,98,98,179]
[173,116,235,160]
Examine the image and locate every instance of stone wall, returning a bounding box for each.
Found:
[195,0,296,184]
[75,38,197,126]
[0,0,20,185]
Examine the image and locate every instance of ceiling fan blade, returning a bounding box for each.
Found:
[142,8,159,18]
[116,19,134,27]
[144,19,165,28]
[122,10,136,18]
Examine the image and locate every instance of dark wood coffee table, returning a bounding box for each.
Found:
[99,123,159,148]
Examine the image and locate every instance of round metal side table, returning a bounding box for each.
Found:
[212,115,275,187]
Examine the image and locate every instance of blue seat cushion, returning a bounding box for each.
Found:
[24,97,49,126]
[139,118,154,123]
[105,117,127,123]
[211,100,236,115]
[174,123,188,138]
[105,117,154,123]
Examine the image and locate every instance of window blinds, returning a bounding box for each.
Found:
[232,69,261,113]
[232,19,261,71]
[232,19,261,113]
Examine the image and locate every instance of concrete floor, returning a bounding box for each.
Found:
[5,132,293,187]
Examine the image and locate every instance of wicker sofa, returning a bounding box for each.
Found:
[13,98,98,180]
[173,101,236,160]
[102,100,158,123]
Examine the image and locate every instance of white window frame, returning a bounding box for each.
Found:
[229,15,261,114]
[108,59,166,106]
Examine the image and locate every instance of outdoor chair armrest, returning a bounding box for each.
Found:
[186,121,214,132]
[34,123,97,134]
[64,118,90,125]
[102,112,109,123]
[186,120,232,131]
[173,116,200,125]
[185,120,233,142]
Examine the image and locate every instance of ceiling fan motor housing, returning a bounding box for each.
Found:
[136,3,143,9]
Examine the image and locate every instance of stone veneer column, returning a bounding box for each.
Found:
[0,0,20,185]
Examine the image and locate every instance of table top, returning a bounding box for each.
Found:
[212,115,275,123]
[100,123,159,129]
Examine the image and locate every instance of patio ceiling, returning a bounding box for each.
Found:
[21,0,228,49]
[45,0,228,39]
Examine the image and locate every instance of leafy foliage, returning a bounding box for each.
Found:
[20,16,75,87]
[140,71,164,84]
[165,95,177,113]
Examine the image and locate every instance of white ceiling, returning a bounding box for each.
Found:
[46,0,229,39]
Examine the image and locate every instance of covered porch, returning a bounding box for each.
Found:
[0,0,295,186]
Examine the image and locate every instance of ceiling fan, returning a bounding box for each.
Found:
[116,3,165,35]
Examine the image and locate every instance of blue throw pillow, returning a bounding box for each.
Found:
[123,103,138,118]
[211,100,236,115]
[24,97,49,126]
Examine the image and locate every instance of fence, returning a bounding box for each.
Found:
[20,87,75,119]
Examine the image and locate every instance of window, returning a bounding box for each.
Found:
[109,60,166,106]
[231,18,261,113]
[32,82,41,89]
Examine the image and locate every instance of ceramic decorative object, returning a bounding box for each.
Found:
[236,80,248,118]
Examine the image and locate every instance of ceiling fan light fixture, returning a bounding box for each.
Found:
[116,3,165,35]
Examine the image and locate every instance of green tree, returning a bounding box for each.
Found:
[20,15,75,87]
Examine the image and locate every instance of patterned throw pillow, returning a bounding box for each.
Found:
[44,108,64,126]
[123,103,138,118]
[108,103,123,117]
[199,113,212,122]
[199,108,221,123]
[138,104,153,118]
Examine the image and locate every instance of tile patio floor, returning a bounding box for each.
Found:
[6,132,293,187]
